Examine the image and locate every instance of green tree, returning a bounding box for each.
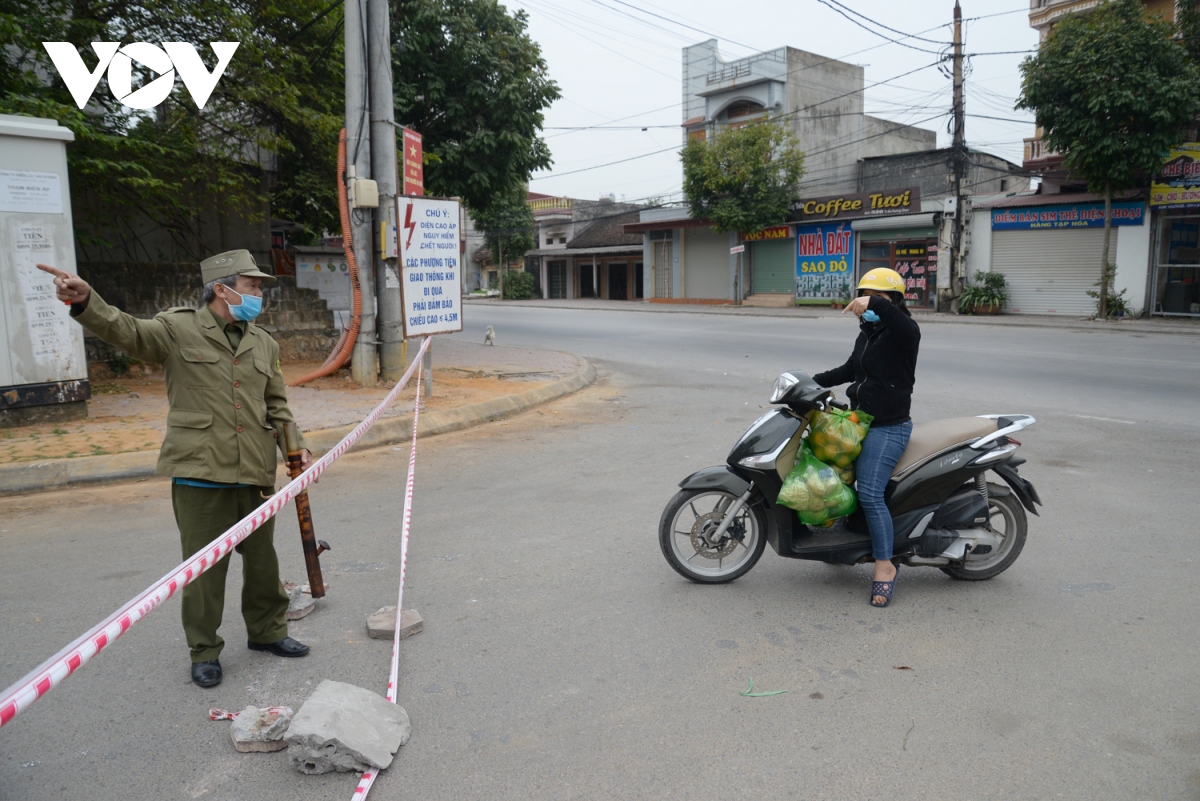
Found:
[1017,0,1200,317]
[680,122,805,234]
[472,183,535,282]
[1176,0,1200,63]
[0,0,345,257]
[391,0,559,213]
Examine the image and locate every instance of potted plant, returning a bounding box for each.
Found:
[958,271,1008,315]
[831,288,852,310]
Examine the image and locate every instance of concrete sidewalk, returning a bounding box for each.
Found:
[466,296,1200,336]
[0,339,593,495]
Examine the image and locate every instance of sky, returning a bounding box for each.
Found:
[509,0,1040,204]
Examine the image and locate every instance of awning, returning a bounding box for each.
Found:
[525,245,643,257]
[850,212,938,232]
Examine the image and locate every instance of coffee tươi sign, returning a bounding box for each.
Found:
[788,187,919,224]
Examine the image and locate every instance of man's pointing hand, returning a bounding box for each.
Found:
[36,263,91,306]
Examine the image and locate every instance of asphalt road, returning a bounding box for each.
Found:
[1,306,1198,800]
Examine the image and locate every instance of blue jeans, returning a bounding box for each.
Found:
[856,420,913,561]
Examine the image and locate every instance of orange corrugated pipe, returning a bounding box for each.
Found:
[290,128,363,387]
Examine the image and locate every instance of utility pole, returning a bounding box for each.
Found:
[346,0,377,384]
[948,0,967,313]
[367,0,405,381]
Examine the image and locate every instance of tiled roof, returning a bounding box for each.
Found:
[568,211,644,249]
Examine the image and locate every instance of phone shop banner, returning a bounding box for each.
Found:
[991,201,1145,231]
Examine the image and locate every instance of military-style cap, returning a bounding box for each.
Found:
[200,249,277,285]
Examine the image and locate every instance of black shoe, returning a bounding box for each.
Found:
[191,659,222,688]
[247,636,310,657]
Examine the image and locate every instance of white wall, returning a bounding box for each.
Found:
[1114,215,1151,314]
[965,207,993,282]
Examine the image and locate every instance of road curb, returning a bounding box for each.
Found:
[464,298,1200,336]
[0,357,595,496]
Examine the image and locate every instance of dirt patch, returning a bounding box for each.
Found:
[0,362,550,465]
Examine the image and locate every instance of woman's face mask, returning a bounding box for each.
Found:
[223,285,263,321]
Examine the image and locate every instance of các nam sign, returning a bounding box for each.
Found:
[788,187,918,224]
[741,225,791,242]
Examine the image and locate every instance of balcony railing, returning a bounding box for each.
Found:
[1023,135,1060,163]
[706,62,752,85]
[528,197,572,212]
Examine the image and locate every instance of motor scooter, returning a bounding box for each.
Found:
[658,370,1042,583]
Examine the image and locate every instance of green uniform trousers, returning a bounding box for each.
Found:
[171,483,290,663]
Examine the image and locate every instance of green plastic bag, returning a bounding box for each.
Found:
[808,409,873,470]
[777,444,859,526]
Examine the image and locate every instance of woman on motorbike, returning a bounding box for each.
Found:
[813,268,921,607]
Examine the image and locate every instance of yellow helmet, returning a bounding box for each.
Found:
[857,268,905,293]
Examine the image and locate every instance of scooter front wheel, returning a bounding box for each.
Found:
[659,488,767,584]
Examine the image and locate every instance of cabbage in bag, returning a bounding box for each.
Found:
[777,444,859,526]
[807,409,873,469]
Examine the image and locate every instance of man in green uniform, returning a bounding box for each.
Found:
[38,251,313,688]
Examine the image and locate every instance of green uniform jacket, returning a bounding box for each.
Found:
[74,292,307,486]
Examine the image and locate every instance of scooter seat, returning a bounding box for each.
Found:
[892,417,997,477]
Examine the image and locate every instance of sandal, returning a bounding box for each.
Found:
[870,563,899,608]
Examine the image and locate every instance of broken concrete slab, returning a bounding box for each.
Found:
[230,706,293,753]
[286,586,316,621]
[285,680,411,774]
[366,606,423,640]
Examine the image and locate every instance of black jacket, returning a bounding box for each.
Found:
[812,296,921,427]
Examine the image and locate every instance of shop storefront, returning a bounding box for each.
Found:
[987,198,1146,315]
[1150,143,1200,317]
[851,214,940,310]
[573,256,643,299]
[788,187,921,306]
[745,225,794,296]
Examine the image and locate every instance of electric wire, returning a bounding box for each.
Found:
[819,0,952,45]
[533,60,945,181]
[532,17,958,141]
[814,0,948,54]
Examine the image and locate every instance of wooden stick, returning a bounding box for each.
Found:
[282,422,327,599]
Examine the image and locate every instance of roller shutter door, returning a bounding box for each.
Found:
[990,228,1114,315]
[751,239,795,294]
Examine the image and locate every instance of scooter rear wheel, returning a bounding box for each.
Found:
[940,489,1027,581]
[659,488,767,584]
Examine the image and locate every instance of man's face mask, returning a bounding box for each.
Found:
[224,285,263,321]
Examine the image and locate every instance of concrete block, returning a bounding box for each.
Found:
[367,606,423,640]
[285,680,411,774]
[286,586,316,621]
[230,706,293,753]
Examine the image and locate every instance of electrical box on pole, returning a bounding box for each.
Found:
[0,115,89,427]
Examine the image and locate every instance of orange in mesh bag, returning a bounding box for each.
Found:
[807,409,873,470]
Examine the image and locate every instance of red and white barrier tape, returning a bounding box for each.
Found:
[350,351,423,801]
[0,336,432,729]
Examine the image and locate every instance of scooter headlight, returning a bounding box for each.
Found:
[770,373,800,404]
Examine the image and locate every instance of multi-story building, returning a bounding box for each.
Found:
[965,0,1180,317]
[682,40,936,195]
[1023,0,1178,189]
